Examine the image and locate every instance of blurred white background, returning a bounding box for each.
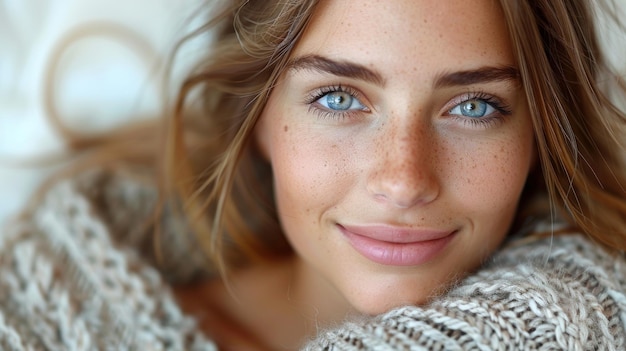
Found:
[0,1,625,227]
[0,0,205,224]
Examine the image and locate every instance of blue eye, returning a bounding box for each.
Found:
[317,91,366,111]
[448,99,496,118]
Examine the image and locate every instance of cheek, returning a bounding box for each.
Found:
[269,126,349,224]
[450,131,534,224]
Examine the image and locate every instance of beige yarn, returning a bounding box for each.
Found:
[1,170,625,350]
[305,232,626,350]
[0,170,215,350]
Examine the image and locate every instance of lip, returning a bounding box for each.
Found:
[338,224,456,266]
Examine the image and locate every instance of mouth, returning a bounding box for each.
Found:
[337,224,457,266]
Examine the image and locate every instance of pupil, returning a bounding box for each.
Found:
[327,92,351,110]
[461,100,485,117]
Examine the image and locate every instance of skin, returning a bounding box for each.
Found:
[257,0,534,312]
[185,0,535,349]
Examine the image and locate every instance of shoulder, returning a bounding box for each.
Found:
[305,233,626,350]
[0,169,217,350]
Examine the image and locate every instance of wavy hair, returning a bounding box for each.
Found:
[164,0,320,274]
[49,0,626,274]
[499,0,626,249]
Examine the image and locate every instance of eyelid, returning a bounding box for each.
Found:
[444,91,512,116]
[439,91,514,129]
[305,84,372,121]
[305,84,365,105]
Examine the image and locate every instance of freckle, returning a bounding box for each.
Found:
[284,125,288,132]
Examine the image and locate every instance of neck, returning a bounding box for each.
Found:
[182,255,354,350]
[288,256,355,330]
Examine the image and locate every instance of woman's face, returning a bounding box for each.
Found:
[256,0,534,315]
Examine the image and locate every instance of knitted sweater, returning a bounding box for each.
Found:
[1,170,625,350]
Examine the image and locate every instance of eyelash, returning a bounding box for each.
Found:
[305,85,513,127]
[305,85,366,120]
[446,91,513,128]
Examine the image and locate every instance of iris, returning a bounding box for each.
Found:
[326,91,354,110]
[450,99,494,118]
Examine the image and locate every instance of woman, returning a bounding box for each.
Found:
[2,0,626,350]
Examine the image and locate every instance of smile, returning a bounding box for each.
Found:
[338,224,457,266]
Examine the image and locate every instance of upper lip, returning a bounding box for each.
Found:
[338,224,455,243]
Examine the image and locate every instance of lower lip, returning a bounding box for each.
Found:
[339,226,456,266]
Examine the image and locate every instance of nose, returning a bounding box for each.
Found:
[366,121,440,208]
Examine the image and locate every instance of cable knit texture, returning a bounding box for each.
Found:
[1,169,625,350]
[0,170,216,350]
[304,233,626,350]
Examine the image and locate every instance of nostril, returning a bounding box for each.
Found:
[367,126,440,208]
[367,169,440,209]
[372,193,388,203]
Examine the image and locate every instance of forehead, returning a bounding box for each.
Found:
[291,0,515,74]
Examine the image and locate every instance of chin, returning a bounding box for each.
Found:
[346,285,440,317]
[351,297,425,317]
[342,269,465,316]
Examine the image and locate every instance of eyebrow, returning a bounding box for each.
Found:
[433,66,520,88]
[286,54,520,89]
[286,55,386,86]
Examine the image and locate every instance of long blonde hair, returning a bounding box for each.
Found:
[165,0,320,273]
[499,0,626,249]
[52,0,626,273]
[166,0,626,272]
